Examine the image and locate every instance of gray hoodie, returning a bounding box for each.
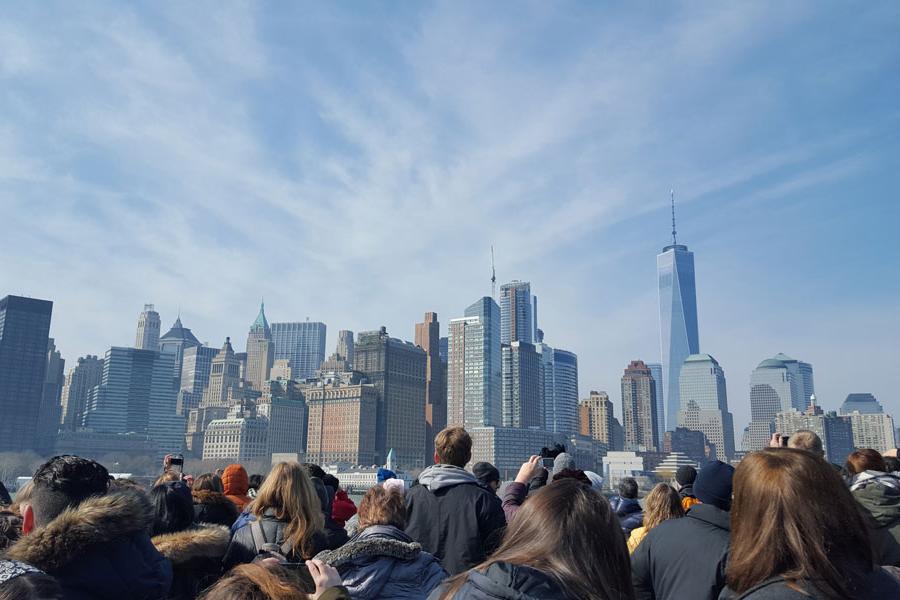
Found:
[418,464,477,491]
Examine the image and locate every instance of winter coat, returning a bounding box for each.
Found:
[221,464,251,511]
[192,489,239,528]
[501,482,527,523]
[428,562,573,600]
[405,464,506,575]
[315,524,446,599]
[152,524,231,600]
[331,489,357,528]
[222,507,328,569]
[718,566,900,599]
[679,484,700,512]
[313,477,350,550]
[627,526,648,554]
[610,495,644,535]
[632,503,730,600]
[850,470,900,566]
[5,491,172,600]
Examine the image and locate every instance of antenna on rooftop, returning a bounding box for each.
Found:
[670,189,677,245]
[491,245,497,299]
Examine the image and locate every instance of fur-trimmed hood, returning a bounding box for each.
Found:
[6,491,152,571]
[192,489,233,506]
[317,531,422,567]
[152,525,230,566]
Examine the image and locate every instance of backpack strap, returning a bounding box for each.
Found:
[249,519,268,554]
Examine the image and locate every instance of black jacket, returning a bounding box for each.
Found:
[405,465,506,575]
[152,524,231,599]
[223,508,328,569]
[632,503,730,600]
[610,496,644,535]
[718,567,900,599]
[192,489,239,528]
[315,477,350,550]
[428,562,572,600]
[6,491,172,600]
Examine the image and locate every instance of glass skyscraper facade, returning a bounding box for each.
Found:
[448,297,502,429]
[499,281,534,344]
[272,321,327,379]
[501,341,543,428]
[547,348,578,436]
[647,363,665,445]
[677,353,735,460]
[0,295,53,452]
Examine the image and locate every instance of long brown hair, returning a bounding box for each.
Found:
[727,449,874,599]
[251,462,324,559]
[642,483,684,531]
[441,479,634,600]
[198,563,309,600]
[193,473,224,493]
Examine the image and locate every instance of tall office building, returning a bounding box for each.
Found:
[579,390,614,446]
[839,393,895,453]
[657,198,700,433]
[447,297,502,429]
[135,304,161,351]
[840,393,883,415]
[548,348,578,435]
[745,354,815,451]
[499,281,534,344]
[647,363,665,447]
[245,302,274,391]
[776,400,855,463]
[202,338,242,406]
[178,345,218,414]
[203,405,269,462]
[535,342,556,429]
[159,316,201,389]
[258,379,308,456]
[272,321,327,379]
[501,341,543,428]
[677,354,735,461]
[621,360,659,452]
[0,295,53,452]
[355,327,427,468]
[305,381,378,466]
[83,347,184,456]
[60,355,104,431]
[37,338,66,451]
[336,330,355,368]
[415,313,446,458]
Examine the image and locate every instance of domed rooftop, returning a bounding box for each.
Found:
[772,352,796,363]
[757,357,786,369]
[684,353,718,364]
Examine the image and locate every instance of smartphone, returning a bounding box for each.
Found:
[169,454,184,473]
[541,457,554,469]
[780,436,790,448]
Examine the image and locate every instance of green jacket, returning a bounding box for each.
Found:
[851,471,900,566]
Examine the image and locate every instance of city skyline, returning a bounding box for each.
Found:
[2,3,898,441]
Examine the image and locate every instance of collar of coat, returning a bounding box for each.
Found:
[686,502,730,531]
[151,524,231,566]
[191,489,233,506]
[5,491,152,572]
[314,526,421,567]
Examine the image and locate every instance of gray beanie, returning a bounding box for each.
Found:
[552,452,576,477]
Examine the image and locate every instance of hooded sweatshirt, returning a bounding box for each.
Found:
[851,470,900,566]
[405,464,506,575]
[222,464,251,511]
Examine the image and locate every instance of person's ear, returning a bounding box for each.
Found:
[23,504,35,534]
[433,452,440,465]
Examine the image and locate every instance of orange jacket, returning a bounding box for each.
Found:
[222,464,252,511]
[682,495,701,512]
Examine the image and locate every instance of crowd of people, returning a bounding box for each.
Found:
[2,425,900,599]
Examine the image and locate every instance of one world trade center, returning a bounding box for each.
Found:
[657,192,700,433]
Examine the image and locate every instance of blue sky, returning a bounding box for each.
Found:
[2,1,899,439]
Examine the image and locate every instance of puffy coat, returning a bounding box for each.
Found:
[679,484,701,512]
[405,464,506,575]
[221,464,251,511]
[428,562,573,600]
[315,524,446,599]
[152,524,231,599]
[222,508,328,569]
[627,526,648,554]
[610,495,644,535]
[718,566,900,599]
[331,489,358,528]
[192,489,239,528]
[632,503,730,600]
[850,471,900,566]
[5,491,172,600]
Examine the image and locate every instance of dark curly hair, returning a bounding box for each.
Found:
[0,510,22,551]
[31,455,110,527]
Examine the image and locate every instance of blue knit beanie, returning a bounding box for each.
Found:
[377,468,396,483]
[694,460,734,511]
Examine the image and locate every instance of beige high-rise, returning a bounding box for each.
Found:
[246,302,273,391]
[621,360,659,452]
[306,382,378,465]
[579,390,613,446]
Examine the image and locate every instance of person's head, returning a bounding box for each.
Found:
[584,471,604,490]
[472,462,501,491]
[154,471,182,486]
[884,456,900,473]
[551,453,576,477]
[787,430,825,458]
[376,468,396,484]
[321,474,338,492]
[26,456,110,533]
[642,484,684,531]
[617,478,638,500]
[198,563,308,600]
[434,427,472,467]
[845,448,886,475]
[728,449,873,599]
[252,462,325,559]
[222,464,250,496]
[109,478,144,493]
[301,463,327,481]
[440,479,634,600]
[13,482,33,509]
[674,465,696,490]
[694,460,735,511]
[381,478,405,495]
[193,473,224,494]
[149,482,194,536]
[552,469,592,487]
[358,485,406,531]
[0,511,22,551]
[0,561,63,600]
[248,474,265,492]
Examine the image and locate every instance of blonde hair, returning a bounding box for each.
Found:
[642,483,684,531]
[251,462,324,559]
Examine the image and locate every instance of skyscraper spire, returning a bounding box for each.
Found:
[670,189,677,246]
[490,245,497,299]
